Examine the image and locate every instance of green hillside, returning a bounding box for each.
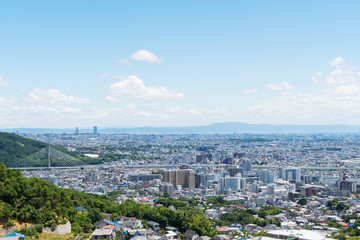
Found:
[0,163,113,233]
[0,164,215,236]
[0,132,95,167]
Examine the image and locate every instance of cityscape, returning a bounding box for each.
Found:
[1,128,360,240]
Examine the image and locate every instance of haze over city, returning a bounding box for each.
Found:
[1,1,360,128]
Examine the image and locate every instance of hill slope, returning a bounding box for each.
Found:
[0,163,113,233]
[0,132,89,167]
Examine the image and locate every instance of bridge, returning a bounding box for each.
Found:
[8,147,358,171]
[12,164,360,171]
[8,145,90,170]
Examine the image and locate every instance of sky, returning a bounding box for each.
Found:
[1,1,360,128]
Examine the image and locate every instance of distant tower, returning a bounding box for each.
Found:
[74,127,79,135]
[93,126,98,134]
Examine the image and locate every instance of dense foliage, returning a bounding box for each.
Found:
[0,132,100,167]
[115,200,216,236]
[0,132,48,166]
[327,199,350,212]
[0,163,113,232]
[0,164,215,236]
[219,208,281,227]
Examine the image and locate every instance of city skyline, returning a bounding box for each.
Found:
[1,1,360,128]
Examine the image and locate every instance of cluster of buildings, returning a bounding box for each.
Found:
[17,133,360,239]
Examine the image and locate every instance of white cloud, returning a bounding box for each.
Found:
[117,59,132,66]
[28,88,91,105]
[302,96,326,104]
[0,76,8,86]
[134,111,151,117]
[126,104,137,110]
[189,109,202,115]
[167,107,181,113]
[281,91,293,96]
[331,57,344,66]
[311,71,322,83]
[131,50,163,63]
[100,73,109,78]
[328,84,359,96]
[244,88,257,94]
[0,97,16,105]
[107,75,184,100]
[268,81,294,91]
[326,68,355,85]
[248,105,263,112]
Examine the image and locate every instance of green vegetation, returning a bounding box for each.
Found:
[257,206,282,218]
[0,163,113,232]
[0,132,100,167]
[116,199,216,236]
[0,164,216,236]
[327,199,350,213]
[297,197,307,206]
[207,197,240,207]
[218,207,281,227]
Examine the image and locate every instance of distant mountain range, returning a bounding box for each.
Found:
[2,122,360,134]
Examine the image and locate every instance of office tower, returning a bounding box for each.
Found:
[260,170,275,184]
[220,176,241,193]
[196,153,212,163]
[93,126,98,134]
[240,178,247,190]
[222,156,235,165]
[283,168,301,181]
[339,180,357,193]
[128,172,162,182]
[227,166,243,177]
[162,169,195,188]
[240,159,252,172]
[159,182,174,195]
[74,127,79,135]
[233,152,245,159]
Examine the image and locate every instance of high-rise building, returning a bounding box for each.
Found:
[220,176,241,193]
[196,153,212,163]
[160,182,174,195]
[74,127,79,135]
[227,166,243,177]
[93,126,98,134]
[128,172,162,182]
[282,168,301,181]
[339,180,357,193]
[240,159,252,172]
[260,170,275,184]
[162,169,195,188]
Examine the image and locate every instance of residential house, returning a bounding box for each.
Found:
[183,230,199,240]
[90,229,115,240]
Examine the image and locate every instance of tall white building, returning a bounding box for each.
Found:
[260,170,275,184]
[220,176,241,192]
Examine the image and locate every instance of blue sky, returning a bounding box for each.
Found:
[1,1,360,128]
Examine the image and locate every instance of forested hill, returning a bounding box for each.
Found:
[0,132,95,167]
[0,163,114,231]
[0,164,215,236]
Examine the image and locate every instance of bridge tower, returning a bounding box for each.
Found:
[47,145,51,170]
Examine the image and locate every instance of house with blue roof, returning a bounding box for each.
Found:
[94,219,119,229]
[0,232,26,240]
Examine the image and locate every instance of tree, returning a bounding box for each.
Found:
[297,197,307,206]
